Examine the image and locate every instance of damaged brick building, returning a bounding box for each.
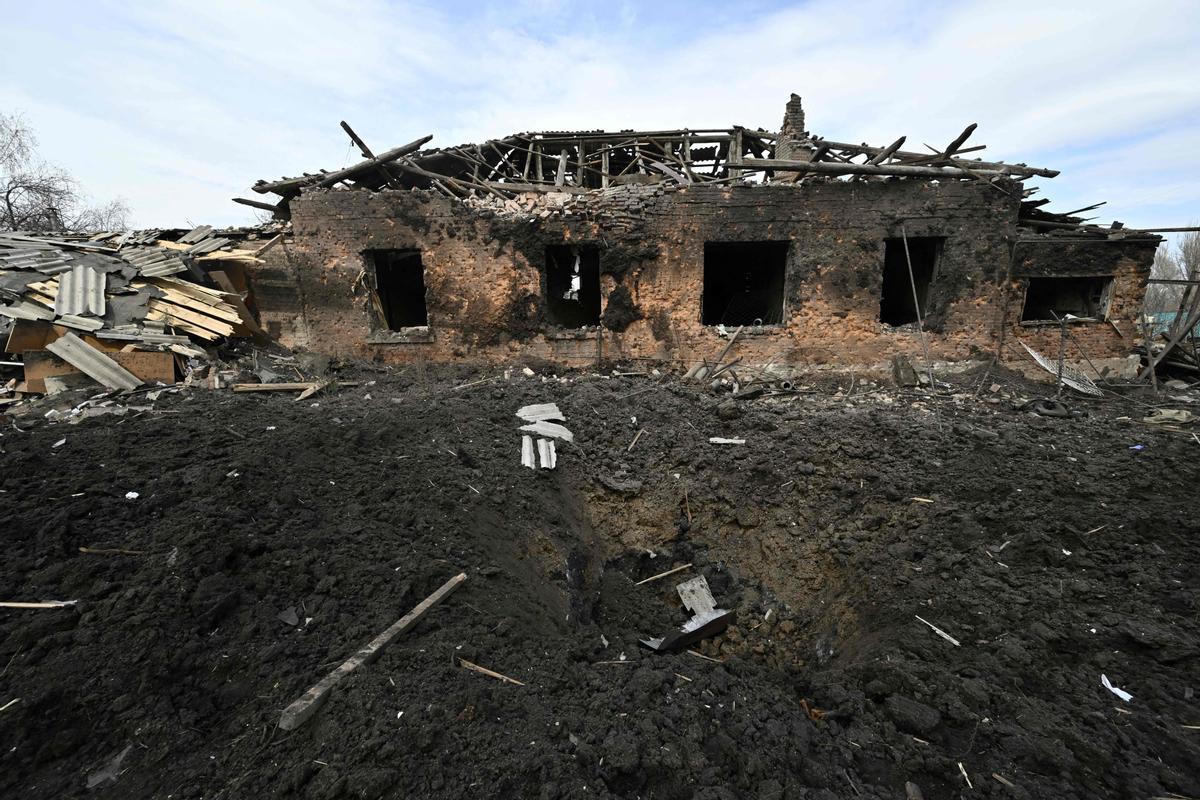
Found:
[242,95,1160,370]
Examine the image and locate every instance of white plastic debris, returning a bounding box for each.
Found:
[124,491,139,500]
[709,437,746,445]
[52,438,66,448]
[521,435,536,469]
[1101,674,1132,702]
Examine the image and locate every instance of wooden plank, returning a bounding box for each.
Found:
[154,291,241,323]
[144,276,239,308]
[0,600,77,609]
[232,382,320,392]
[143,309,221,341]
[278,572,467,730]
[147,300,237,336]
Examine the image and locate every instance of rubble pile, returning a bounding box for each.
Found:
[0,226,280,400]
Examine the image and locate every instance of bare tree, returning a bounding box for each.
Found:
[1144,244,1184,314]
[1,112,130,233]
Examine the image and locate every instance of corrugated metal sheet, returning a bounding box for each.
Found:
[46,332,141,391]
[55,264,106,317]
[122,246,187,277]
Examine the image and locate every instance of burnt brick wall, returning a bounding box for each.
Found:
[262,180,1152,368]
[1006,238,1156,363]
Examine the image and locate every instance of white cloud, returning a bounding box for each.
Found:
[0,0,1196,231]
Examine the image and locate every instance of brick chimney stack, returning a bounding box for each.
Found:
[776,93,810,161]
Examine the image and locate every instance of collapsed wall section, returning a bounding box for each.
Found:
[263,180,1150,368]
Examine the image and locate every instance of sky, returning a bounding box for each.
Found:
[1,0,1198,240]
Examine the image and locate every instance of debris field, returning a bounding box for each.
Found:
[1,363,1198,800]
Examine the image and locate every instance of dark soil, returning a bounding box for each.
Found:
[1,363,1198,799]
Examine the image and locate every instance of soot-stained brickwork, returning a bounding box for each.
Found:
[252,177,1154,369]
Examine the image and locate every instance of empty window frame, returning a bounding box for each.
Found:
[368,250,428,330]
[1021,276,1112,322]
[545,244,601,327]
[702,241,788,326]
[879,237,941,326]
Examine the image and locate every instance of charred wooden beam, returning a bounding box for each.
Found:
[942,123,978,158]
[808,138,1056,177]
[253,134,433,195]
[739,157,1038,180]
[867,136,907,165]
[233,197,287,214]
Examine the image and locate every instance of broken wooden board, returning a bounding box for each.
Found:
[146,299,236,338]
[233,382,321,393]
[278,572,466,731]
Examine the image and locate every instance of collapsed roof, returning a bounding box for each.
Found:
[242,94,1080,221]
[239,96,1189,243]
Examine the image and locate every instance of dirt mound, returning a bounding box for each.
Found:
[1,366,1197,799]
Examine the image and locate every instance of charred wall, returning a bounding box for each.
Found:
[1007,237,1156,358]
[263,179,1151,367]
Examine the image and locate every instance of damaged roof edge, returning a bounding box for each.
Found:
[245,96,1064,222]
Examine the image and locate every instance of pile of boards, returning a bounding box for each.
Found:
[0,227,273,399]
